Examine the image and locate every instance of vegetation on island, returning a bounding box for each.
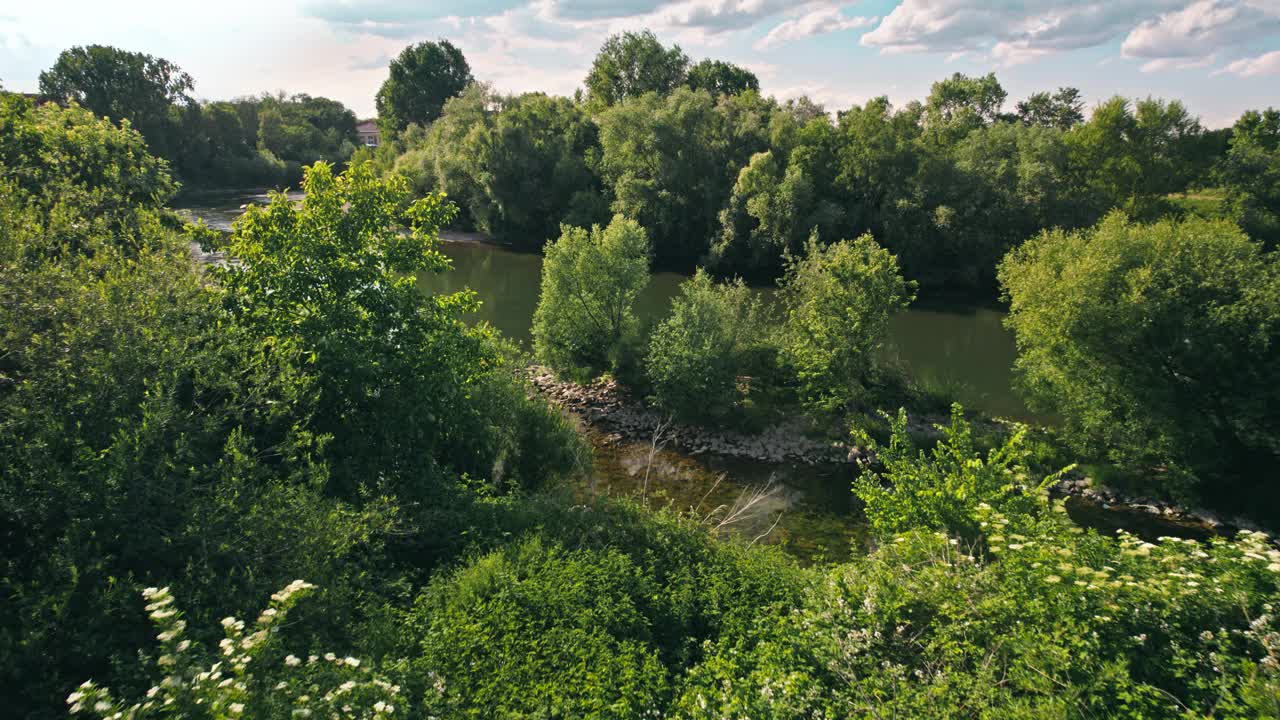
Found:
[2,25,1280,720]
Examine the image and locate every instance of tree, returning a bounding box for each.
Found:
[584,31,689,108]
[924,72,1007,138]
[0,94,176,262]
[999,212,1280,502]
[597,88,736,264]
[1217,108,1280,247]
[216,162,576,498]
[685,59,759,98]
[464,93,608,246]
[779,234,915,413]
[646,269,765,422]
[532,215,651,378]
[38,45,193,159]
[1016,87,1085,130]
[375,39,473,134]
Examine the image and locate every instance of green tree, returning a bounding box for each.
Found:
[584,30,689,108]
[465,92,608,246]
[390,83,499,224]
[598,88,737,264]
[38,45,193,159]
[1218,108,1280,247]
[924,72,1007,139]
[685,59,759,98]
[0,94,176,262]
[646,269,765,422]
[999,212,1280,502]
[532,215,651,378]
[779,234,915,413]
[1016,87,1085,129]
[215,162,575,498]
[376,39,473,135]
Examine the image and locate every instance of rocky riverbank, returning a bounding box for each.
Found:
[528,369,858,465]
[528,367,1267,540]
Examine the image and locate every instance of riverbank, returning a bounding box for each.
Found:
[529,367,1263,542]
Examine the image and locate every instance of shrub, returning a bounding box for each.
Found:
[778,234,915,414]
[680,521,1280,718]
[854,405,1069,542]
[999,211,1280,504]
[646,269,766,422]
[532,214,650,379]
[67,583,409,720]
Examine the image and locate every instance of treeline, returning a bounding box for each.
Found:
[4,87,1280,720]
[359,31,1278,296]
[34,45,361,189]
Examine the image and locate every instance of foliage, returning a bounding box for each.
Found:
[584,30,689,109]
[376,39,474,135]
[685,59,759,98]
[405,506,809,718]
[67,583,408,720]
[214,161,579,499]
[39,44,194,160]
[597,88,744,264]
[645,269,766,422]
[1015,87,1085,129]
[678,519,1280,719]
[779,234,915,413]
[463,92,608,246]
[532,215,651,378]
[388,83,498,223]
[854,405,1068,541]
[999,212,1280,503]
[1218,108,1280,247]
[0,243,392,719]
[0,93,176,262]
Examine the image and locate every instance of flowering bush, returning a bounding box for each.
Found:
[678,502,1280,718]
[854,404,1070,542]
[67,582,410,720]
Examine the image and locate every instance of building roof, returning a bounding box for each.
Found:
[356,120,379,133]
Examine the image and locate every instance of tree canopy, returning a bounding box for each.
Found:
[376,39,474,134]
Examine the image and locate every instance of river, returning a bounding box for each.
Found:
[173,191,1075,562]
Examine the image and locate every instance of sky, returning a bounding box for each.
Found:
[1,0,1278,128]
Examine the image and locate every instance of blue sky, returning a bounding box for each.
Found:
[2,1,1277,127]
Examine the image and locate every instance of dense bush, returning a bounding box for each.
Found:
[999,212,1280,503]
[0,93,177,262]
[854,405,1068,542]
[404,504,810,718]
[67,583,408,720]
[532,215,651,379]
[646,269,767,422]
[779,234,916,414]
[1218,108,1280,248]
[679,408,1280,718]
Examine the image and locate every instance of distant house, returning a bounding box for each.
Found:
[356,120,381,148]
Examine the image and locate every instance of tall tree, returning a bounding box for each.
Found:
[924,72,1007,134]
[376,39,473,135]
[584,30,689,108]
[1000,212,1280,501]
[1218,108,1280,247]
[685,59,759,98]
[38,45,193,158]
[1016,87,1085,129]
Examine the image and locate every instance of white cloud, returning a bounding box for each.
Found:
[754,8,877,50]
[861,0,1188,61]
[1121,0,1280,68]
[1222,49,1280,76]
